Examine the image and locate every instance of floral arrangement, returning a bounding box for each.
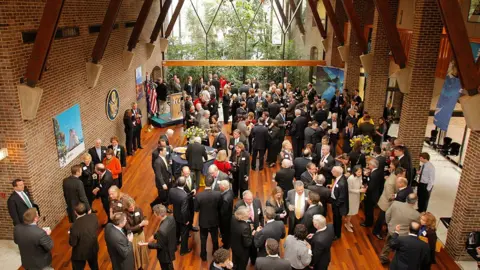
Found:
[184,126,207,139]
[349,135,375,155]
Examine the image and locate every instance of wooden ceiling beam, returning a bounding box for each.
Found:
[289,0,306,35]
[437,0,480,95]
[149,0,172,44]
[372,0,407,68]
[308,0,327,38]
[91,0,124,64]
[275,0,289,29]
[127,0,154,51]
[25,0,66,87]
[341,0,369,54]
[321,0,345,45]
[165,0,185,39]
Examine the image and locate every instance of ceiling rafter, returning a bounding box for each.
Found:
[91,0,124,64]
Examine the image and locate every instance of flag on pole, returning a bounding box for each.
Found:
[147,82,158,115]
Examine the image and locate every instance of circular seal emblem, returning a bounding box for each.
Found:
[106,89,119,121]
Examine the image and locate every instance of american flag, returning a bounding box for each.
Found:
[147,81,158,115]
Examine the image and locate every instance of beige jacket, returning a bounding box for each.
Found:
[386,201,420,235]
[378,174,398,211]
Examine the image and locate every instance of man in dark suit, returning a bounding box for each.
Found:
[212,74,221,99]
[160,129,174,146]
[92,163,114,225]
[275,107,288,141]
[308,175,330,217]
[395,177,414,203]
[208,164,230,191]
[394,145,413,186]
[233,190,263,265]
[374,146,387,173]
[230,206,254,270]
[169,177,193,255]
[108,136,127,188]
[69,202,99,270]
[186,136,208,192]
[218,180,234,249]
[318,145,335,185]
[274,159,295,200]
[253,206,285,257]
[330,90,344,113]
[290,109,308,158]
[229,129,248,154]
[8,179,39,226]
[268,98,281,119]
[330,166,349,239]
[301,192,324,234]
[151,146,172,210]
[143,204,177,270]
[180,166,199,232]
[342,120,357,154]
[304,121,318,146]
[63,165,90,223]
[105,213,134,270]
[251,117,269,170]
[300,162,317,186]
[286,181,310,235]
[88,139,107,165]
[14,208,53,270]
[151,138,163,169]
[255,239,291,270]
[293,149,313,181]
[361,159,384,227]
[131,102,143,150]
[210,248,234,270]
[313,102,329,125]
[195,177,222,261]
[184,76,193,96]
[390,221,430,270]
[311,215,335,270]
[212,128,228,152]
[327,113,341,157]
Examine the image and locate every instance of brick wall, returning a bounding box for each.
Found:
[326,0,347,68]
[446,131,480,260]
[364,0,399,122]
[397,0,443,166]
[0,0,163,239]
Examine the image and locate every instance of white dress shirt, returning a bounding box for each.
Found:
[419,161,435,191]
[331,176,341,199]
[294,192,306,217]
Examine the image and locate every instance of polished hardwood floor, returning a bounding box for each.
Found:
[37,124,460,270]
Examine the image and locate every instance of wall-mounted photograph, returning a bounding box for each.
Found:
[52,104,85,168]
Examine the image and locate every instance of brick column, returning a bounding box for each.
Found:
[363,0,399,122]
[446,131,480,260]
[397,0,443,166]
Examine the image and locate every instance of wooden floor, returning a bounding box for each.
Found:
[39,124,460,270]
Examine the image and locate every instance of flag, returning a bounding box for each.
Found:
[147,82,158,115]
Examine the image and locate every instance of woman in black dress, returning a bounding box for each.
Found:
[375,117,387,147]
[267,120,282,167]
[266,186,287,223]
[230,142,250,199]
[123,109,134,155]
[222,85,231,124]
[79,153,96,209]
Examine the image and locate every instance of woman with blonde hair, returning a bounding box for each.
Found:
[108,186,131,220]
[231,206,253,270]
[266,186,287,223]
[280,140,294,163]
[419,212,438,268]
[214,150,231,174]
[124,197,149,269]
[80,153,96,208]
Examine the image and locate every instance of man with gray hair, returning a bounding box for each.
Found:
[308,174,330,217]
[160,129,174,146]
[168,176,192,255]
[319,144,335,184]
[379,193,420,264]
[286,181,310,235]
[219,180,234,249]
[186,136,208,190]
[311,214,334,270]
[361,158,383,228]
[329,166,349,239]
[274,159,295,200]
[88,138,107,165]
[290,108,308,158]
[208,164,229,191]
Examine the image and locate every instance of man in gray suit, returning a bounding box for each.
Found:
[63,165,90,223]
[207,164,229,191]
[379,193,420,264]
[255,239,291,270]
[105,213,134,270]
[286,181,310,235]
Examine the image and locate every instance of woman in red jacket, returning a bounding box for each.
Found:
[103,149,122,187]
[213,150,231,175]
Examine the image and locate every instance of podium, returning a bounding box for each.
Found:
[169,93,183,121]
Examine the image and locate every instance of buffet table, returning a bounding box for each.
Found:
[171,146,216,185]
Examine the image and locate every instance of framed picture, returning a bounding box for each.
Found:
[106,88,120,121]
[52,104,85,168]
[468,0,480,22]
[135,66,144,100]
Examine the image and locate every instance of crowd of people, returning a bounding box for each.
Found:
[7,74,442,270]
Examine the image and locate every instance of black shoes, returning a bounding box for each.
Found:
[374,234,384,240]
[180,249,193,256]
[190,226,199,232]
[360,223,372,227]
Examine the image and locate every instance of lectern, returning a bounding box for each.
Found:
[169,93,183,121]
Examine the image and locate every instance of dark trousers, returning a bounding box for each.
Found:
[249,243,258,265]
[292,138,304,158]
[232,253,249,270]
[101,197,111,223]
[288,215,302,235]
[417,183,431,213]
[176,221,189,253]
[133,126,142,149]
[160,262,174,270]
[223,106,230,123]
[251,149,266,170]
[372,210,386,235]
[125,131,133,154]
[232,172,240,198]
[72,255,98,270]
[117,173,123,189]
[151,187,168,208]
[84,185,95,208]
[363,198,375,226]
[332,202,343,238]
[200,226,219,260]
[219,221,231,249]
[193,169,202,191]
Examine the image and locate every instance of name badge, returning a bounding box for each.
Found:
[92,174,98,180]
[117,203,122,207]
[241,157,246,161]
[257,208,261,214]
[103,150,106,153]
[285,155,289,158]
[83,166,87,170]
[336,184,339,188]
[134,212,140,217]
[217,142,220,145]
[99,184,103,188]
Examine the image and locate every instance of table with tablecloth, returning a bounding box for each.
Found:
[171,146,216,186]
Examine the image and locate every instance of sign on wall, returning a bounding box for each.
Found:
[53,104,85,168]
[316,66,344,102]
[106,89,120,121]
[135,66,143,100]
[468,0,480,22]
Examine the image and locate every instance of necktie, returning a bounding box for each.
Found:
[295,195,302,219]
[419,165,424,183]
[187,177,192,190]
[21,192,32,208]
[235,138,238,145]
[250,205,254,220]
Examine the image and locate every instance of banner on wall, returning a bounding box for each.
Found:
[434,42,480,131]
[53,104,85,168]
[316,66,344,102]
[468,0,480,22]
[135,66,143,101]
